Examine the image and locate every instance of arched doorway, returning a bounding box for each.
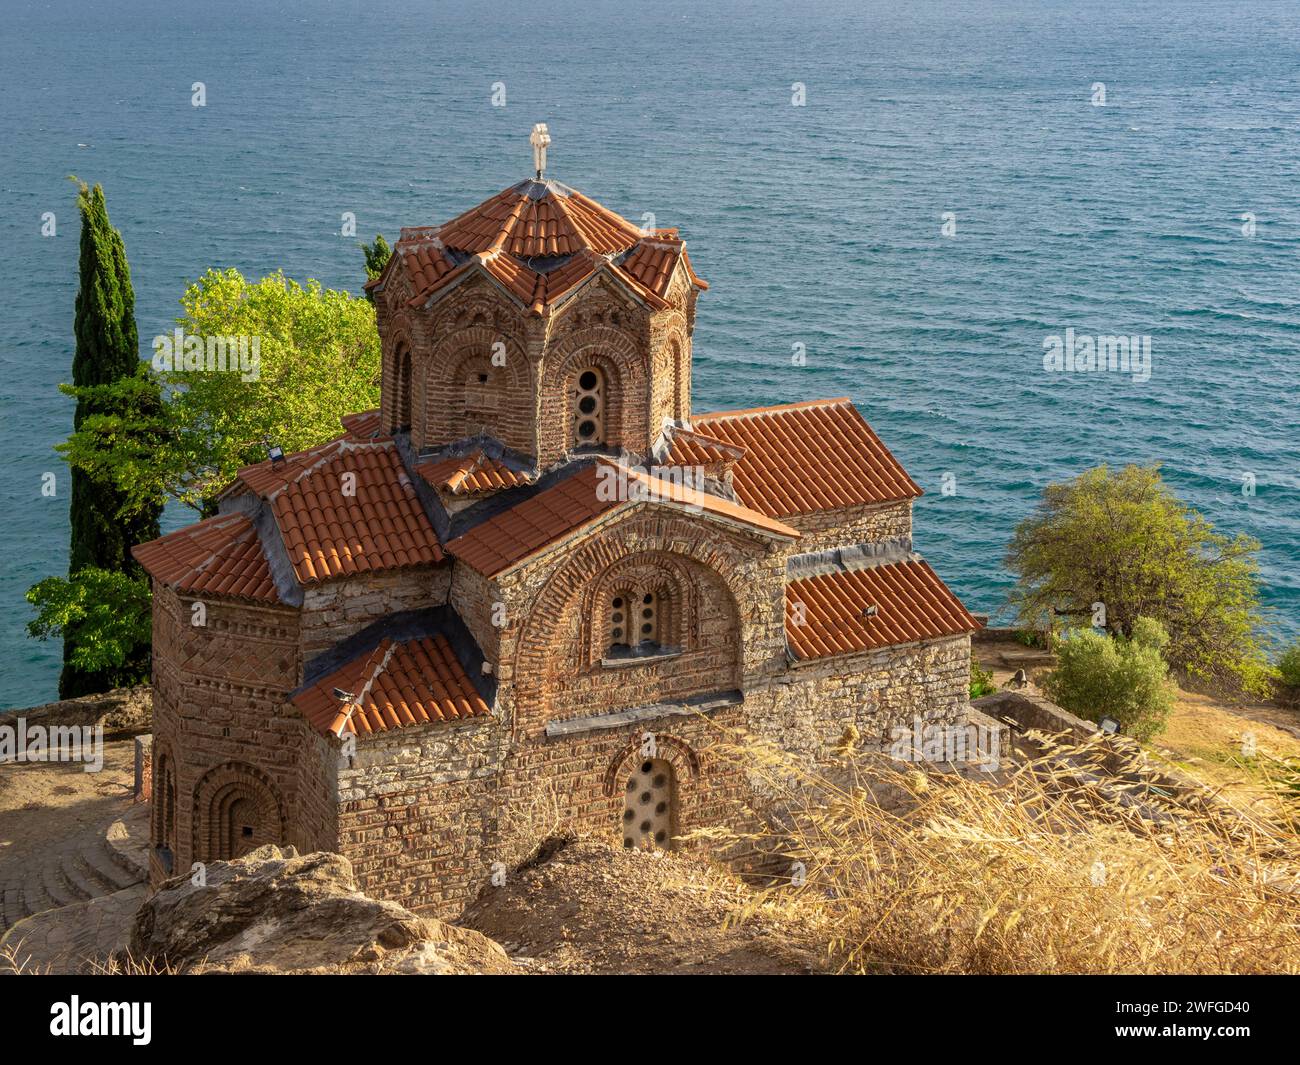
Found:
[621,757,676,850]
[192,762,285,864]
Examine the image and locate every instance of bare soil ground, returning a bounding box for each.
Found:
[0,737,137,865]
[459,835,819,975]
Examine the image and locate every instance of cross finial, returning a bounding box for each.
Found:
[530,123,551,180]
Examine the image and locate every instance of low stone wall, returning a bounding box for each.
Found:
[0,686,152,736]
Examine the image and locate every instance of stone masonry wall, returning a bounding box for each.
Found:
[298,565,452,664]
[335,715,506,915]
[749,634,972,759]
[783,500,913,556]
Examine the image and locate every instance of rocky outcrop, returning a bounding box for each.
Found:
[127,845,516,974]
[3,685,151,735]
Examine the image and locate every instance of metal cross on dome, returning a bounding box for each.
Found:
[530,123,551,179]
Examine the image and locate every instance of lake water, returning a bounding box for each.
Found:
[1,0,1297,707]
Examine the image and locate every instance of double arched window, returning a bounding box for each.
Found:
[609,587,665,654]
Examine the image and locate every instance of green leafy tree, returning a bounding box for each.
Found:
[1007,464,1271,695]
[1043,617,1175,741]
[45,181,162,696]
[359,234,392,283]
[26,569,152,679]
[59,268,381,516]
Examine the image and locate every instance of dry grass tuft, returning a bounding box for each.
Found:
[694,732,1300,974]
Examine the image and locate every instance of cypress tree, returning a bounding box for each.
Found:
[61,181,162,696]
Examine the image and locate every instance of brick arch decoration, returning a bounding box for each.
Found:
[542,321,648,459]
[510,511,761,733]
[383,318,415,432]
[582,550,699,662]
[152,744,177,851]
[601,732,700,797]
[191,760,287,864]
[423,325,532,451]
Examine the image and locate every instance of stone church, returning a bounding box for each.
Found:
[133,131,980,915]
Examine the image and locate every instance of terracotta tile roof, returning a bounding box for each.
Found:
[292,635,490,737]
[785,558,979,660]
[416,450,535,496]
[661,426,748,467]
[233,438,443,584]
[392,180,705,316]
[447,460,798,577]
[403,242,458,294]
[340,408,384,441]
[132,513,281,604]
[619,231,708,297]
[693,398,922,517]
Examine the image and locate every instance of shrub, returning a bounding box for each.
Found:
[1277,641,1300,690]
[969,662,997,700]
[1042,617,1174,741]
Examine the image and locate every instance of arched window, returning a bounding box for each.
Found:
[621,757,676,850]
[572,367,605,447]
[607,585,668,655]
[394,344,412,431]
[637,591,659,645]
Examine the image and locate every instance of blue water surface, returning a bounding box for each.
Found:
[1,0,1297,707]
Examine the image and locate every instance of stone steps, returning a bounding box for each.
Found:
[1,808,149,933]
[75,837,141,894]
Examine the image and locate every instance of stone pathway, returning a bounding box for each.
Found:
[0,804,148,932]
[0,805,150,974]
[1,883,147,974]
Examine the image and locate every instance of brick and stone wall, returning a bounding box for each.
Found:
[299,566,452,663]
[783,499,913,555]
[749,634,972,758]
[148,583,338,887]
[335,715,506,914]
[499,508,788,741]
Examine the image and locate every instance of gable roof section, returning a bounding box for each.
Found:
[292,634,490,737]
[661,426,748,467]
[693,398,922,518]
[232,437,443,584]
[132,513,281,604]
[416,449,536,496]
[785,558,978,660]
[446,460,798,577]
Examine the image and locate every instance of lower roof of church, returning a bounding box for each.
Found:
[132,397,967,687]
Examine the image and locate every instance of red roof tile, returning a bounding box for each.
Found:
[446,460,798,577]
[340,408,384,441]
[416,450,535,496]
[393,180,703,315]
[661,426,748,467]
[233,438,443,584]
[785,559,979,660]
[132,513,280,604]
[292,635,490,737]
[693,398,922,517]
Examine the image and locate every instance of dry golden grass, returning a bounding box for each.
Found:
[695,732,1300,975]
